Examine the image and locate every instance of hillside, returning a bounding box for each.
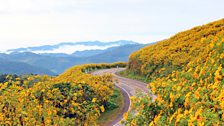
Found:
[127,19,224,80]
[87,44,147,63]
[123,19,224,125]
[72,49,103,57]
[0,63,126,125]
[0,52,80,74]
[0,59,55,75]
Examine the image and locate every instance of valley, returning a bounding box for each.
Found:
[0,41,147,75]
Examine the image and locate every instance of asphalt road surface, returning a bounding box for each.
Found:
[91,68,156,126]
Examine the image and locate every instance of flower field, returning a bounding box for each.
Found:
[123,19,224,125]
[0,62,126,125]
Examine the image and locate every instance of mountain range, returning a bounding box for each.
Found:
[6,40,137,54]
[0,40,148,75]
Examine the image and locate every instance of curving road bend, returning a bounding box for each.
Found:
[91,68,156,126]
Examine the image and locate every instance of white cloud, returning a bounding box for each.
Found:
[31,44,119,54]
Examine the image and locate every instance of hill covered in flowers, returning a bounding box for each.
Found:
[0,62,126,125]
[123,19,224,125]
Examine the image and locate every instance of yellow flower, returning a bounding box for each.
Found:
[170,93,174,102]
[169,102,173,108]
[5,121,11,125]
[154,114,161,123]
[46,118,51,124]
[195,108,203,122]
[186,92,191,97]
[220,101,224,110]
[150,82,156,93]
[169,112,177,123]
[149,121,154,126]
[0,113,3,121]
[131,120,136,125]
[194,91,200,100]
[214,66,222,82]
[184,99,189,108]
[123,112,128,120]
[92,98,97,103]
[100,105,105,112]
[198,122,204,126]
[41,89,45,92]
[47,110,52,115]
[175,113,183,125]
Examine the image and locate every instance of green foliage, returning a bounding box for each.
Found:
[105,89,120,111]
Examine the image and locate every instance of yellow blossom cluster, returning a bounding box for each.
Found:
[123,19,224,125]
[0,62,126,125]
[127,19,224,81]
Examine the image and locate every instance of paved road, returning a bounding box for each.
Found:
[91,68,156,126]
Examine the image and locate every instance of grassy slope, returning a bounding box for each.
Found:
[118,70,149,83]
[97,87,125,126]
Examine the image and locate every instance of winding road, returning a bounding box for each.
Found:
[91,68,156,126]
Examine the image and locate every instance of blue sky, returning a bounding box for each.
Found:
[0,0,223,51]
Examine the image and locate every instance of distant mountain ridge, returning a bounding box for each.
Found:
[72,50,103,57]
[0,41,148,75]
[7,40,138,54]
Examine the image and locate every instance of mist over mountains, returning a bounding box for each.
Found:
[6,40,137,54]
[0,40,148,75]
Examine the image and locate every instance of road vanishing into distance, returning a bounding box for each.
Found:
[92,68,156,126]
